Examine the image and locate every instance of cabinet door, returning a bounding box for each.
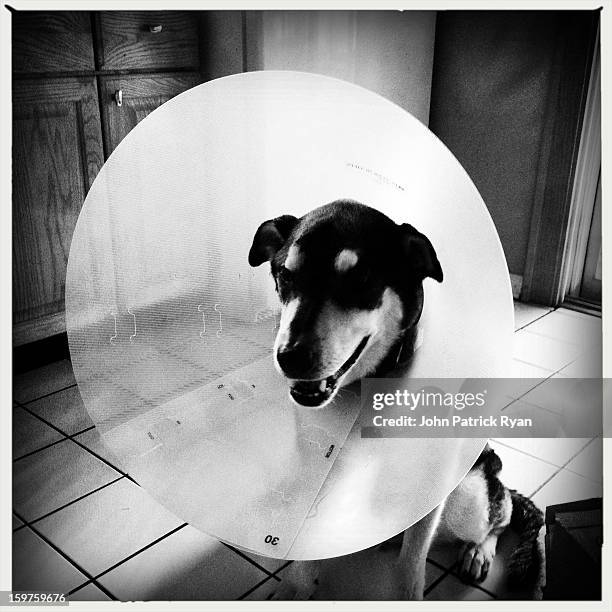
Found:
[100,73,201,155]
[13,78,104,345]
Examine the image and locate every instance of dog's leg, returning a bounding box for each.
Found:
[457,526,504,583]
[397,500,446,600]
[269,560,321,600]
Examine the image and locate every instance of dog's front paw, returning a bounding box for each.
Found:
[458,540,495,584]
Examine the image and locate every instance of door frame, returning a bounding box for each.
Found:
[562,24,601,309]
[521,11,599,307]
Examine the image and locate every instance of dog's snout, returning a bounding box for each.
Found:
[277,343,315,378]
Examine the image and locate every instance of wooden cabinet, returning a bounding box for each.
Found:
[99,73,201,154]
[12,78,105,344]
[12,11,95,73]
[97,11,200,71]
[12,11,207,346]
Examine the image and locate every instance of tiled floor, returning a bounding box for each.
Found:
[12,303,602,600]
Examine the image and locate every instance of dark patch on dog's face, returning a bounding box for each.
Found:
[272,227,385,312]
[249,200,442,407]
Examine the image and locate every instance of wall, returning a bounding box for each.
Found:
[245,11,436,125]
[202,10,594,285]
[429,11,560,277]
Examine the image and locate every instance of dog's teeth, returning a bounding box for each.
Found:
[319,380,327,391]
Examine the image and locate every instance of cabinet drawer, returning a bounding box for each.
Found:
[100,73,201,155]
[98,11,200,70]
[12,11,95,73]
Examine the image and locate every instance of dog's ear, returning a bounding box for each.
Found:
[248,215,299,267]
[398,224,443,283]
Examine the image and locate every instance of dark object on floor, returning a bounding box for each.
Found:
[543,497,602,600]
[507,489,544,588]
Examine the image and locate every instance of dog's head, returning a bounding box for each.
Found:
[249,200,442,408]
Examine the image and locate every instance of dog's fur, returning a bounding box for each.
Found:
[249,200,543,599]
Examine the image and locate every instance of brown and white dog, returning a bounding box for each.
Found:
[249,200,543,600]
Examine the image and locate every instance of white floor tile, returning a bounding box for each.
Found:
[524,310,601,349]
[492,437,591,468]
[13,406,63,458]
[513,302,552,331]
[9,299,601,605]
[240,567,289,600]
[488,442,558,497]
[68,583,112,601]
[36,478,184,576]
[564,438,603,482]
[27,386,93,436]
[14,360,76,404]
[230,548,289,575]
[427,539,459,570]
[556,355,602,378]
[12,528,86,593]
[98,525,268,600]
[518,376,601,441]
[509,359,553,380]
[72,428,124,471]
[13,439,119,522]
[425,572,494,600]
[513,330,581,372]
[531,468,602,512]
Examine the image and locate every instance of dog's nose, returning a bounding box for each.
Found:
[277,343,314,378]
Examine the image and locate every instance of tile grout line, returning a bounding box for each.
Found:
[268,560,294,579]
[236,558,495,600]
[561,436,603,483]
[64,523,189,598]
[15,382,78,407]
[15,311,600,601]
[491,439,574,469]
[25,476,125,527]
[426,557,452,573]
[516,304,601,335]
[514,308,555,332]
[12,510,118,601]
[15,401,134,481]
[91,523,189,582]
[528,436,598,499]
[13,437,67,463]
[423,565,454,598]
[439,562,499,599]
[237,574,277,600]
[221,542,279,578]
[500,359,575,414]
[237,560,294,600]
[13,424,97,463]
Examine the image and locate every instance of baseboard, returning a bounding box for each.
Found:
[13,312,66,347]
[13,332,71,375]
[562,296,602,316]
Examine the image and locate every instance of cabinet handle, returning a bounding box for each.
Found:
[148,24,163,33]
[114,89,123,107]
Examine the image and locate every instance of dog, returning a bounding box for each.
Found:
[249,199,543,599]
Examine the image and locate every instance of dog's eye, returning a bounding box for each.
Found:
[349,267,371,288]
[277,266,293,285]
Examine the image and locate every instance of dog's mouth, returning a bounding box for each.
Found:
[289,335,370,408]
